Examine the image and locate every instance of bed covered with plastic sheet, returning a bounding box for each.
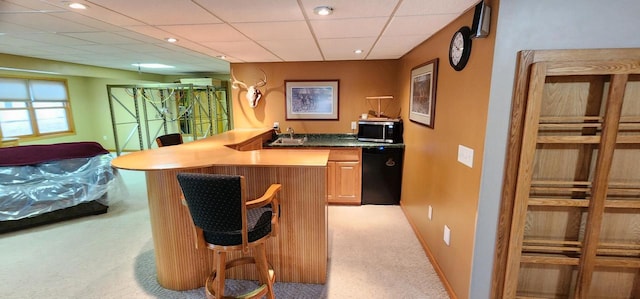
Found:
[0,142,123,233]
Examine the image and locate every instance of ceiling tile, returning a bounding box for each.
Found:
[300,0,400,19]
[311,17,388,39]
[3,0,65,11]
[318,37,376,60]
[194,0,305,22]
[368,35,429,59]
[41,47,99,57]
[0,20,42,34]
[115,29,169,44]
[202,41,281,62]
[159,24,248,43]
[0,35,44,47]
[125,25,180,41]
[2,12,99,32]
[114,43,178,54]
[83,0,222,25]
[18,32,96,46]
[71,44,138,54]
[384,14,457,37]
[164,40,228,57]
[57,12,131,32]
[62,32,145,45]
[233,21,313,41]
[259,39,323,61]
[48,1,146,27]
[396,0,477,15]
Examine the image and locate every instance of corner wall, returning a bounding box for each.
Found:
[474,0,640,298]
[397,2,497,298]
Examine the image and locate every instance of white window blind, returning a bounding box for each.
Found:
[0,77,73,138]
[0,78,29,100]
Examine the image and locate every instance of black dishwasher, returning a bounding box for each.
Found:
[361,146,404,205]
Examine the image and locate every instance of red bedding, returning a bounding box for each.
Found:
[0,142,109,166]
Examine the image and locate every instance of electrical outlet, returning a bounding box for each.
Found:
[444,225,451,246]
[102,135,107,140]
[428,205,433,220]
[351,121,357,130]
[457,145,474,168]
[273,121,280,129]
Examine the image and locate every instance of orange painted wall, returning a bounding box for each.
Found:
[230,60,399,133]
[398,2,497,298]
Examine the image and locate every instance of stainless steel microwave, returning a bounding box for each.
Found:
[357,119,403,143]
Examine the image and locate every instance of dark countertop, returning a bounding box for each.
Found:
[264,133,405,149]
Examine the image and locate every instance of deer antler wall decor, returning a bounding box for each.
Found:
[230,69,267,108]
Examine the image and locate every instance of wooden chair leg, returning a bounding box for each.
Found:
[216,251,227,298]
[254,244,275,299]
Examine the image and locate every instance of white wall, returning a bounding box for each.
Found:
[471,1,640,298]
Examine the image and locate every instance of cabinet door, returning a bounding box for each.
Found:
[334,161,361,204]
[327,161,336,202]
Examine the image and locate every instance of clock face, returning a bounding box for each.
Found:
[449,26,472,71]
[450,32,465,65]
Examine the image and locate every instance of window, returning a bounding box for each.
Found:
[0,77,74,138]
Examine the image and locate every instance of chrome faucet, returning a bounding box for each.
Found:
[286,127,294,139]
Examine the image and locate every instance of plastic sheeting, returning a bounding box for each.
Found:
[0,154,123,221]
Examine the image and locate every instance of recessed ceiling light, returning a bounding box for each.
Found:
[131,63,175,69]
[313,6,333,16]
[354,49,363,54]
[165,37,178,43]
[68,2,88,9]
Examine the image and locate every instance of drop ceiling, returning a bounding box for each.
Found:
[0,0,478,75]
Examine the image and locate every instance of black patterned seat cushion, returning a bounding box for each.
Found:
[176,173,273,247]
[203,206,272,246]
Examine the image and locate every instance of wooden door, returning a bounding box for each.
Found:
[334,161,361,203]
[493,49,640,298]
[326,148,362,205]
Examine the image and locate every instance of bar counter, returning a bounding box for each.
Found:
[111,128,329,290]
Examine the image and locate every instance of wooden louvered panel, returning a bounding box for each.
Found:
[146,169,212,290]
[494,49,640,299]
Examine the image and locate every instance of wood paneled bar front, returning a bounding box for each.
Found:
[111,128,330,291]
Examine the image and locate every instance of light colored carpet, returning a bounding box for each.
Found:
[0,169,449,299]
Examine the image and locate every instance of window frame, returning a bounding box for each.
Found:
[0,76,75,140]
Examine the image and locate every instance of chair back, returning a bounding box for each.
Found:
[156,133,183,147]
[177,173,244,233]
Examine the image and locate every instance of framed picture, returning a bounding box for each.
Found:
[409,58,438,128]
[285,80,339,120]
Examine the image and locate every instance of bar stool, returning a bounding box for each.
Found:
[156,133,183,147]
[176,173,281,299]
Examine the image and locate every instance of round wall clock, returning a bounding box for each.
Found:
[449,26,472,71]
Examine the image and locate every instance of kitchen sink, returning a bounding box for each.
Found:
[271,136,307,145]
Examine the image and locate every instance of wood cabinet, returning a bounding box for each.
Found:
[263,145,362,204]
[493,49,640,298]
[326,148,362,205]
